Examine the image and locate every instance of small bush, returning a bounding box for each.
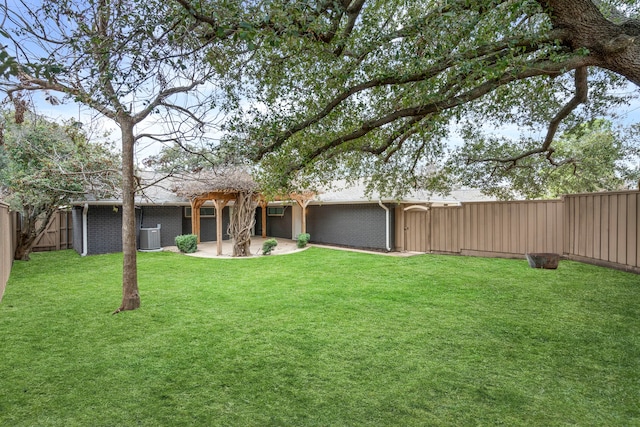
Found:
[175,234,198,253]
[262,238,278,255]
[297,233,310,248]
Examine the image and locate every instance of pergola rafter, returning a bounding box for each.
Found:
[287,191,315,236]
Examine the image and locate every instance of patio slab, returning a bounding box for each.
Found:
[163,237,305,258]
[163,237,420,258]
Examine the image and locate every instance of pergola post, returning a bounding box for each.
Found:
[190,198,204,243]
[259,199,268,238]
[298,200,311,234]
[292,193,313,235]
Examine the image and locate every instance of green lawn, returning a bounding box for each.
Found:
[0,248,638,426]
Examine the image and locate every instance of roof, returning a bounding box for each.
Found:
[75,172,190,206]
[308,180,493,206]
[72,173,493,206]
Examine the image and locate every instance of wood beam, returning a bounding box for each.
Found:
[191,198,205,243]
[259,199,268,238]
[293,197,312,235]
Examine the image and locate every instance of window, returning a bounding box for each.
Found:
[184,206,216,218]
[267,206,286,217]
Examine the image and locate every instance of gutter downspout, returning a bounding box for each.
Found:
[81,203,88,256]
[378,200,391,252]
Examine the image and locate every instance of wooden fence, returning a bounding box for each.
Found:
[396,191,639,274]
[564,191,639,273]
[0,202,16,302]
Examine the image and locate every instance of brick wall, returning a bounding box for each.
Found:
[307,203,394,251]
[266,206,293,239]
[139,206,183,247]
[86,205,130,254]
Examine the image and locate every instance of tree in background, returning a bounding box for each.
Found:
[450,119,640,199]
[0,0,229,312]
[0,111,120,260]
[180,0,640,197]
[141,140,242,174]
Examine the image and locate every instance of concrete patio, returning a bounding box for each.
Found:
[163,237,306,258]
[163,236,417,258]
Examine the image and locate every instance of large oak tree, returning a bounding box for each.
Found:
[187,0,640,196]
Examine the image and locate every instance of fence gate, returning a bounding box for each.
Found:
[404,208,431,253]
[32,210,73,252]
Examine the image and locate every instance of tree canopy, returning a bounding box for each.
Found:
[0,111,120,260]
[452,119,640,199]
[178,0,640,196]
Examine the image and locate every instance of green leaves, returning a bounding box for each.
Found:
[207,0,639,198]
[0,111,121,213]
[452,119,640,199]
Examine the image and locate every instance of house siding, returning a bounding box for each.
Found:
[307,203,395,251]
[254,207,264,237]
[265,206,293,239]
[76,201,400,255]
[85,205,131,254]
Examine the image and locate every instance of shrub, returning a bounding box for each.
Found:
[297,233,310,248]
[175,234,197,253]
[262,238,278,255]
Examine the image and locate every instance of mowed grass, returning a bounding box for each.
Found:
[0,248,639,426]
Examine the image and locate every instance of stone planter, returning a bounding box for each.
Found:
[525,253,560,269]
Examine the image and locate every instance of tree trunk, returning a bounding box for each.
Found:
[114,119,141,313]
[14,220,36,261]
[14,231,35,261]
[13,209,55,261]
[229,191,256,257]
[538,0,640,87]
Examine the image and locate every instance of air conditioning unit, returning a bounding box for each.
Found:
[139,225,161,251]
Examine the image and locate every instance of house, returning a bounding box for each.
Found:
[71,174,492,256]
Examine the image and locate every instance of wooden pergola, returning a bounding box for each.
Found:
[189,190,236,256]
[174,170,259,256]
[257,190,315,238]
[174,171,315,256]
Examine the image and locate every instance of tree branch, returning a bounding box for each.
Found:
[470,66,588,166]
[253,34,559,161]
[132,80,205,123]
[285,57,593,176]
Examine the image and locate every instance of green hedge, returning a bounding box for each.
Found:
[297,233,310,248]
[262,238,278,255]
[175,234,198,253]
